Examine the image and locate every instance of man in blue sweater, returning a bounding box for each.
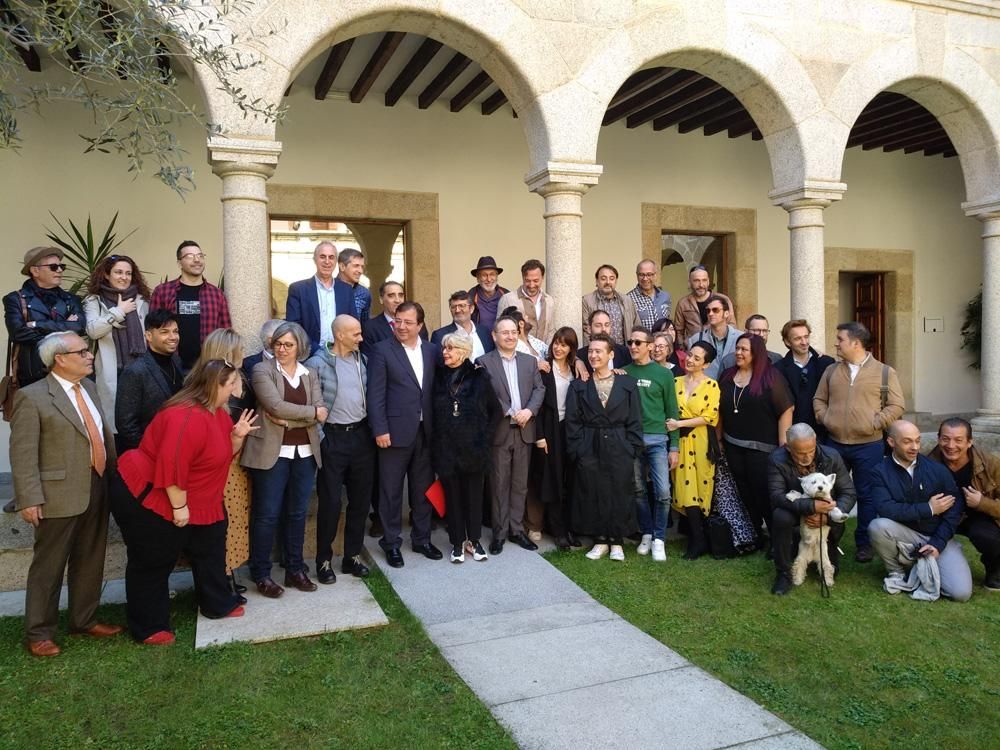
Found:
[869,420,972,601]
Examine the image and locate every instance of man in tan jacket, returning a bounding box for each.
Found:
[813,321,904,563]
[672,264,734,344]
[497,259,555,344]
[581,264,638,345]
[12,331,121,657]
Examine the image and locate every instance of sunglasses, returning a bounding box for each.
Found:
[35,263,67,272]
[626,339,650,346]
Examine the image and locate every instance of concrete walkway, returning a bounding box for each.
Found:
[365,526,825,750]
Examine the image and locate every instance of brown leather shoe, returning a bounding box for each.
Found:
[283,570,318,592]
[26,639,61,657]
[72,623,124,638]
[255,577,284,598]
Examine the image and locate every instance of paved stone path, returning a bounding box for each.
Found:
[364,526,825,750]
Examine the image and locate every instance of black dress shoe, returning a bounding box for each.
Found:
[386,548,404,568]
[854,544,874,563]
[317,560,337,585]
[256,577,284,599]
[556,536,571,551]
[342,556,370,578]
[284,570,318,592]
[412,543,443,560]
[489,538,504,555]
[771,574,793,596]
[509,532,538,551]
[566,531,582,548]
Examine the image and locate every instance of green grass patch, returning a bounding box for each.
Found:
[547,520,998,750]
[0,570,515,750]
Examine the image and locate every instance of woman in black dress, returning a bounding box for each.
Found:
[719,333,794,551]
[431,332,498,563]
[536,326,580,551]
[566,334,644,561]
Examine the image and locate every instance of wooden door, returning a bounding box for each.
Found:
[854,274,885,361]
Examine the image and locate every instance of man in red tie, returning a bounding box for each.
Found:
[11,331,121,657]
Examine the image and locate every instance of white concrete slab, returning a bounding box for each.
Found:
[425,600,616,648]
[0,570,194,617]
[194,570,388,649]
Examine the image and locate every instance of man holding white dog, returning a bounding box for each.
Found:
[767,423,856,595]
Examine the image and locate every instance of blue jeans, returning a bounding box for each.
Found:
[826,438,884,547]
[249,454,317,581]
[633,434,672,540]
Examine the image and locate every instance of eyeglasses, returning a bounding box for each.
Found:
[59,348,91,358]
[272,341,296,349]
[749,329,770,336]
[180,253,206,261]
[637,272,656,278]
[34,263,67,272]
[626,339,650,347]
[652,343,668,350]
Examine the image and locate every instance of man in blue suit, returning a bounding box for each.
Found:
[286,241,357,355]
[360,280,427,358]
[431,290,495,362]
[367,301,443,568]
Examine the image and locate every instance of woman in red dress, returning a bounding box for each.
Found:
[114,359,259,645]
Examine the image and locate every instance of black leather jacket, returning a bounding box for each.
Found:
[4,281,85,386]
[115,351,183,451]
[768,444,857,517]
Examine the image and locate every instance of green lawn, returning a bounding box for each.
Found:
[547,521,999,750]
[0,571,515,750]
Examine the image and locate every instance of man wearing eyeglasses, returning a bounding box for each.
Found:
[773,319,835,441]
[626,259,672,330]
[718,314,783,371]
[431,290,494,362]
[685,294,741,380]
[148,240,231,373]
[11,331,121,656]
[3,247,86,391]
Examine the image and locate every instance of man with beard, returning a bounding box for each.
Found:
[468,256,509,331]
[673,265,734,344]
[581,264,638,345]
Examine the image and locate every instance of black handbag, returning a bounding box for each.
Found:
[707,514,736,559]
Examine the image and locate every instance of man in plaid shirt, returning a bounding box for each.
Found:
[149,240,231,372]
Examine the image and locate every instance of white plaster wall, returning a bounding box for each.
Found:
[0,85,982,468]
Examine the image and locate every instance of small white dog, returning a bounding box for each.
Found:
[785,472,846,587]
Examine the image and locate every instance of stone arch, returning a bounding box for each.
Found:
[827,39,1000,205]
[565,3,826,192]
[186,0,570,173]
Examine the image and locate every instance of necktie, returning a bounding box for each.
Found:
[73,384,106,476]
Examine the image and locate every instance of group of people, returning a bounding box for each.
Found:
[5,243,999,657]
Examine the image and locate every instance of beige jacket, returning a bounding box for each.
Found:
[813,356,904,445]
[673,291,734,344]
[240,360,324,470]
[581,290,639,344]
[928,444,1000,529]
[497,287,556,343]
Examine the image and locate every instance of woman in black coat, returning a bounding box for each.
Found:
[537,326,581,550]
[566,334,644,562]
[431,332,498,563]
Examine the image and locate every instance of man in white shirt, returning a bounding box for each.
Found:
[497,259,555,343]
[431,290,495,361]
[285,241,356,355]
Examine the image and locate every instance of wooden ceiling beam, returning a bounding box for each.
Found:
[608,67,675,108]
[923,141,954,157]
[677,99,745,133]
[646,88,733,131]
[856,92,912,118]
[350,31,406,103]
[728,117,759,138]
[314,39,355,100]
[904,138,950,154]
[850,100,925,136]
[751,129,763,141]
[704,111,753,136]
[629,77,721,129]
[650,82,725,130]
[880,127,952,152]
[418,52,470,109]
[450,70,492,112]
[385,37,442,106]
[847,111,939,146]
[603,69,702,126]
[481,88,508,115]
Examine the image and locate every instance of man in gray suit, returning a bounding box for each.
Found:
[480,316,545,554]
[11,331,121,657]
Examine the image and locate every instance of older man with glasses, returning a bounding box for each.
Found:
[627,259,672,330]
[4,247,86,393]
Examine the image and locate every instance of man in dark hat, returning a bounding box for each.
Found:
[467,256,509,331]
[4,247,86,390]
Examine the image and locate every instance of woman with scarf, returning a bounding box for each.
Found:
[84,255,150,434]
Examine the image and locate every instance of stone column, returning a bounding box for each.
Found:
[208,137,282,351]
[526,163,603,336]
[770,182,846,352]
[964,200,1000,432]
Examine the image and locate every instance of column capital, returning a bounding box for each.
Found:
[525,162,603,195]
[962,197,1000,221]
[208,136,282,179]
[769,181,847,211]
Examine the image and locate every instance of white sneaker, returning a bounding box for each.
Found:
[651,539,666,561]
[586,544,610,560]
[609,545,625,561]
[450,544,465,563]
[636,534,652,555]
[528,530,543,543]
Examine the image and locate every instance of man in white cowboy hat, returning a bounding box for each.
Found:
[4,247,86,389]
[467,256,509,332]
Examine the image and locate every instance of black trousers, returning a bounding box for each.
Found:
[110,473,238,642]
[441,470,486,546]
[771,507,845,576]
[378,429,434,551]
[317,422,375,563]
[959,510,1000,571]
[726,444,773,541]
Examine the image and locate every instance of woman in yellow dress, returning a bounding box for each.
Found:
[667,341,719,560]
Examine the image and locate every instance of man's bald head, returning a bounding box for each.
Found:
[332,314,363,353]
[888,420,919,441]
[887,419,921,464]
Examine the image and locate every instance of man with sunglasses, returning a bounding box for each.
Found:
[685,294,741,380]
[4,247,86,390]
[149,241,231,373]
[773,319,835,441]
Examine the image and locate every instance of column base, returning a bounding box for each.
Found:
[972,413,1000,435]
